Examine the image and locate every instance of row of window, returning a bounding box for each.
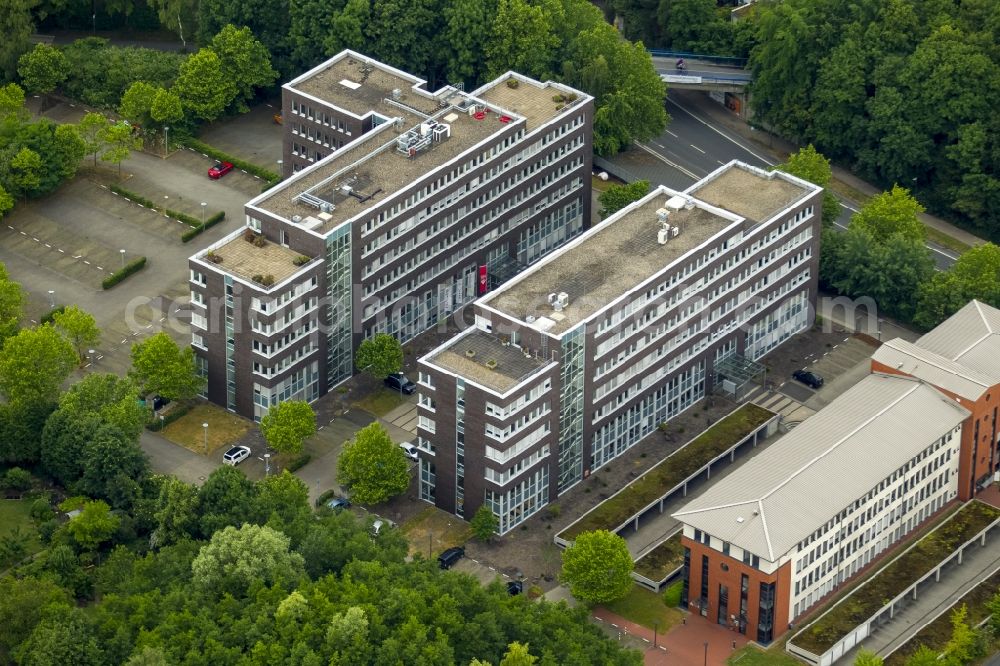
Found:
[485,379,552,419]
[250,297,318,335]
[252,343,317,378]
[484,403,550,442]
[289,101,353,135]
[252,319,316,358]
[484,445,550,486]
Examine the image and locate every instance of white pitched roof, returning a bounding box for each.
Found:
[917,300,1000,371]
[871,338,999,401]
[673,374,969,561]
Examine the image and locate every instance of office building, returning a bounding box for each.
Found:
[416,162,823,531]
[188,50,594,419]
[673,373,967,643]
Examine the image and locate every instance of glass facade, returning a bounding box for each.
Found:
[224,276,236,411]
[557,325,585,492]
[419,459,436,502]
[325,224,353,388]
[455,379,466,517]
[484,465,549,533]
[517,198,584,265]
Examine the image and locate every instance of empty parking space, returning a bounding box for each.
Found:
[198,103,283,172]
[170,148,268,199]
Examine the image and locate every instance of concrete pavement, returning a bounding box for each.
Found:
[140,430,219,485]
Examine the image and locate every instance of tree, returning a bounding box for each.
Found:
[500,642,538,666]
[0,0,34,81]
[915,244,1000,329]
[0,82,26,119]
[66,500,120,552]
[41,411,100,486]
[903,646,940,666]
[209,25,278,113]
[943,604,978,665]
[191,523,305,596]
[129,331,205,400]
[0,324,76,406]
[442,0,496,86]
[298,510,407,579]
[0,401,55,464]
[77,425,149,507]
[853,648,883,666]
[773,144,840,226]
[0,577,71,662]
[98,121,141,178]
[337,422,410,505]
[598,180,650,218]
[14,613,105,666]
[148,0,198,47]
[52,124,86,182]
[150,88,183,125]
[560,530,634,604]
[51,305,100,364]
[260,400,316,454]
[78,112,110,167]
[851,185,926,243]
[55,373,145,443]
[355,333,403,379]
[367,0,445,84]
[485,0,558,80]
[0,185,13,219]
[173,48,237,122]
[0,261,25,344]
[118,81,158,128]
[471,504,499,541]
[10,147,43,198]
[197,465,258,538]
[16,44,69,95]
[153,477,200,547]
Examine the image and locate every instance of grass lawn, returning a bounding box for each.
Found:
[560,403,774,540]
[161,403,252,455]
[401,505,472,559]
[591,175,614,192]
[728,644,803,666]
[600,586,683,633]
[0,498,44,562]
[353,388,408,418]
[634,532,685,582]
[794,500,1000,655]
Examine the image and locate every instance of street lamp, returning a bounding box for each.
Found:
[200,202,207,230]
[163,126,170,158]
[47,290,55,308]
[276,159,283,178]
[202,422,209,454]
[120,249,126,269]
[263,453,271,477]
[704,641,709,666]
[653,621,659,648]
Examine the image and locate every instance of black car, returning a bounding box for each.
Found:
[438,546,465,569]
[151,395,170,410]
[506,580,523,596]
[384,373,416,394]
[792,369,824,389]
[325,496,351,511]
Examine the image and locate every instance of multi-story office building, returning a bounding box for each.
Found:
[188,50,593,419]
[416,162,823,530]
[673,373,968,644]
[872,299,1000,499]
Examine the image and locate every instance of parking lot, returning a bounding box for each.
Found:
[198,102,284,172]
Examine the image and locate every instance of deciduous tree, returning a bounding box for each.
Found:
[129,331,205,401]
[773,144,840,226]
[66,500,120,552]
[337,422,410,505]
[471,504,499,541]
[150,88,183,125]
[0,261,25,344]
[0,576,71,662]
[191,523,305,596]
[598,180,649,218]
[853,648,883,665]
[560,529,634,604]
[173,48,237,122]
[915,244,1000,329]
[209,25,278,113]
[0,324,76,406]
[51,304,100,364]
[54,373,145,445]
[119,81,158,128]
[0,0,34,81]
[77,425,149,508]
[153,477,200,547]
[260,400,316,454]
[485,0,558,80]
[850,185,925,244]
[9,147,43,197]
[17,44,70,95]
[355,333,403,379]
[78,112,110,167]
[197,465,258,538]
[98,121,141,179]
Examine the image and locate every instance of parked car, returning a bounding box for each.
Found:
[371,518,395,537]
[325,496,351,511]
[506,580,524,596]
[208,161,234,179]
[272,113,282,125]
[792,369,824,389]
[151,395,170,410]
[399,442,419,461]
[222,445,251,465]
[384,373,416,394]
[438,546,465,570]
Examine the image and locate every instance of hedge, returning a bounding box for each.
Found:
[40,305,66,325]
[108,183,225,234]
[180,211,226,242]
[183,138,278,182]
[145,402,193,431]
[102,256,147,289]
[287,453,312,472]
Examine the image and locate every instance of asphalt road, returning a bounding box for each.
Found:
[651,56,753,82]
[626,90,959,269]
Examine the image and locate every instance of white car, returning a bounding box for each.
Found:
[399,442,419,461]
[222,445,251,465]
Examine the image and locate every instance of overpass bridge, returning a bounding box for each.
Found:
[650,50,752,93]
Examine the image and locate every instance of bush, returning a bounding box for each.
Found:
[293,255,310,266]
[252,235,267,248]
[145,402,193,431]
[30,498,54,522]
[182,139,278,182]
[243,228,257,242]
[206,251,223,264]
[37,519,60,544]
[315,488,338,507]
[663,580,683,608]
[506,79,519,89]
[40,305,66,325]
[287,453,312,472]
[180,211,226,242]
[2,467,32,492]
[102,256,147,289]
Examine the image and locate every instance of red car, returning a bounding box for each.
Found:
[208,161,234,179]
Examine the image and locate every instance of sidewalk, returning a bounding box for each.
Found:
[670,89,986,249]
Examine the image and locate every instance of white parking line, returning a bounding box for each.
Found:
[665,129,678,138]
[44,243,50,248]
[690,144,706,154]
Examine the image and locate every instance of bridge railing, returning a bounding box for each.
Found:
[648,49,749,68]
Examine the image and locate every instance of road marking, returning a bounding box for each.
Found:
[32,237,39,242]
[690,144,706,154]
[655,142,666,149]
[718,160,725,166]
[44,243,50,248]
[58,249,64,253]
[636,142,700,180]
[83,260,90,265]
[665,130,678,138]
[19,231,26,236]
[666,96,776,166]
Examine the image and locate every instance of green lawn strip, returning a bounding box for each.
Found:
[827,178,872,208]
[728,644,804,666]
[924,226,972,255]
[794,501,1000,655]
[599,586,683,633]
[885,567,1000,665]
[634,532,684,581]
[560,404,774,541]
[0,498,44,559]
[352,389,408,418]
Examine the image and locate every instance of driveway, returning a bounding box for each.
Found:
[296,409,376,505]
[140,430,219,485]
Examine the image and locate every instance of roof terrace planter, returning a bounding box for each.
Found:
[788,500,1000,664]
[555,402,778,546]
[632,531,685,591]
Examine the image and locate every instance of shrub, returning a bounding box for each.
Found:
[315,488,338,507]
[180,211,225,242]
[506,79,519,89]
[39,305,66,325]
[260,274,275,286]
[252,235,267,248]
[293,255,310,266]
[3,467,32,492]
[182,139,278,182]
[663,580,684,607]
[527,584,543,599]
[108,183,157,209]
[145,402,193,431]
[287,453,312,472]
[206,251,223,264]
[37,519,60,544]
[243,228,257,242]
[102,256,147,289]
[30,498,54,522]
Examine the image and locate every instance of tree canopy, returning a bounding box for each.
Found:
[337,422,411,505]
[260,400,316,454]
[0,324,77,406]
[355,333,403,379]
[560,530,634,605]
[598,180,650,219]
[129,331,205,400]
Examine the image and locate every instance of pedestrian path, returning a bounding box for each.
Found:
[744,386,815,425]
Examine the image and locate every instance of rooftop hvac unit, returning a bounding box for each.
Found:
[391,88,401,100]
[320,203,334,214]
[432,124,450,141]
[548,291,569,311]
[340,185,353,196]
[666,195,687,211]
[684,199,695,210]
[671,225,680,237]
[291,215,302,223]
[657,226,671,245]
[656,208,669,223]
[420,122,432,137]
[525,315,536,324]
